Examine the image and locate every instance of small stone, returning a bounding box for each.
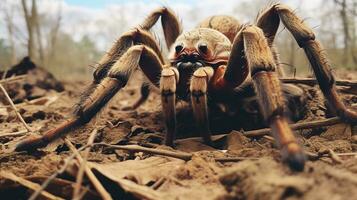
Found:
[352,144,357,151]
[226,131,249,151]
[352,135,357,144]
[131,125,145,136]
[18,108,26,114]
[33,110,46,120]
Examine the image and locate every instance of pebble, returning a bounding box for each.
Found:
[131,125,145,136]
[352,135,357,144]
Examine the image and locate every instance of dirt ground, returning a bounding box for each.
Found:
[0,70,357,200]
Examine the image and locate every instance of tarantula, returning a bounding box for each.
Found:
[16,3,357,171]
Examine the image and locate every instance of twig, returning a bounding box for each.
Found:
[1,126,42,138]
[0,151,28,162]
[334,152,357,156]
[0,83,32,132]
[263,135,275,142]
[0,171,64,200]
[73,129,98,200]
[150,177,166,190]
[244,117,341,137]
[64,139,113,200]
[305,151,357,161]
[177,117,342,143]
[0,127,41,139]
[93,143,258,163]
[291,117,341,130]
[95,143,193,161]
[29,144,90,200]
[0,95,59,111]
[328,149,343,164]
[0,74,27,84]
[0,130,28,138]
[280,77,357,87]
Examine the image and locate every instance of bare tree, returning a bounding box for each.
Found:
[21,0,35,59]
[333,0,357,67]
[351,1,357,64]
[334,0,350,65]
[48,6,62,61]
[32,0,44,64]
[4,4,17,65]
[21,0,44,64]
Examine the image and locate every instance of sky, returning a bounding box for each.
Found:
[65,0,197,8]
[0,0,324,52]
[63,0,320,9]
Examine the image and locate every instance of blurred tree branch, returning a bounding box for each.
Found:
[20,0,62,67]
[331,0,357,67]
[48,5,62,61]
[4,4,16,65]
[21,0,35,60]
[334,0,350,65]
[32,0,44,64]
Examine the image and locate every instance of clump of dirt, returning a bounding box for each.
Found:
[0,57,64,104]
[220,157,357,200]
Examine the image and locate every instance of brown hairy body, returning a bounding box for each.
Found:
[16,4,357,172]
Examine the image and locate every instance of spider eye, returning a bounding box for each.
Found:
[198,43,208,54]
[175,44,184,53]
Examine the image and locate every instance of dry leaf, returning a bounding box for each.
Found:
[89,156,184,185]
[89,156,185,200]
[321,123,351,140]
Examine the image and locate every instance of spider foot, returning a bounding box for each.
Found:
[281,143,306,172]
[15,135,45,152]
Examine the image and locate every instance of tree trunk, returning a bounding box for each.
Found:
[289,37,296,69]
[4,8,17,65]
[49,9,62,61]
[338,0,350,65]
[32,0,44,64]
[21,0,35,60]
[351,1,357,65]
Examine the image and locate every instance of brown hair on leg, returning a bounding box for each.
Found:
[160,67,179,146]
[222,27,249,89]
[140,7,182,49]
[93,28,164,83]
[243,25,305,171]
[190,67,214,145]
[16,45,164,151]
[274,3,357,122]
[256,6,285,77]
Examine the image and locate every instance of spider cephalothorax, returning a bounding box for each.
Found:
[16,4,357,171]
[169,28,231,99]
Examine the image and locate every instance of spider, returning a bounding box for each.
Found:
[16,3,357,171]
